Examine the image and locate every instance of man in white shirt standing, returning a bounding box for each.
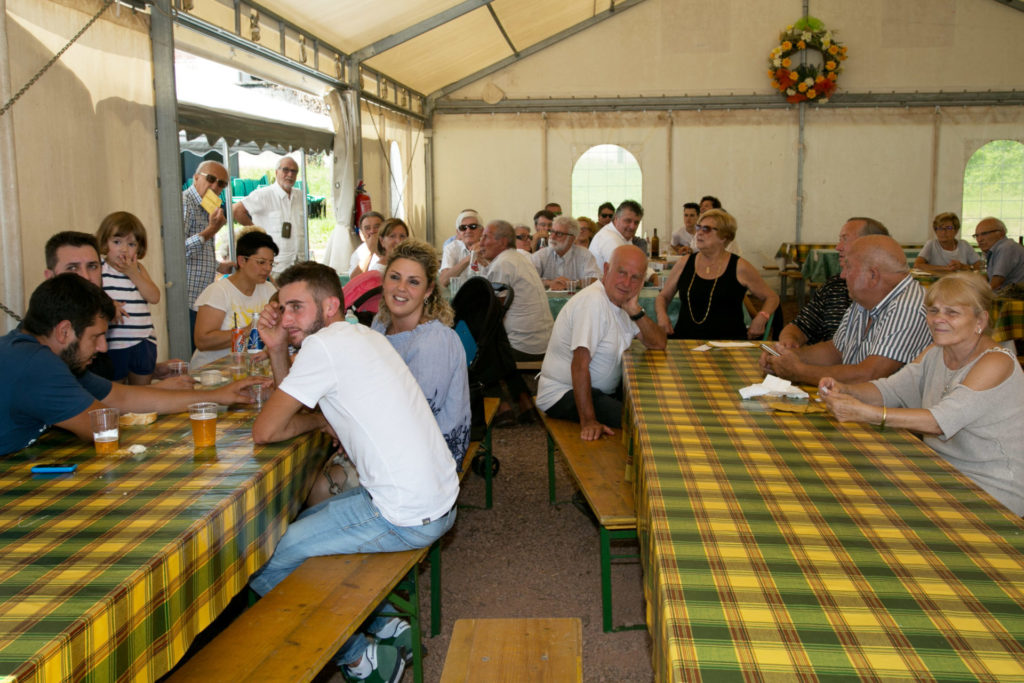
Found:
[233,156,305,276]
[531,215,601,290]
[589,200,643,271]
[537,245,666,440]
[252,261,458,682]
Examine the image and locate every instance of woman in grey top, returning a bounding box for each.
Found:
[819,272,1024,516]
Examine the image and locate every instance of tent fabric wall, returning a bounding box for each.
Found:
[0,0,24,335]
[4,0,167,356]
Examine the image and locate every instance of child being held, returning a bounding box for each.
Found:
[97,212,161,384]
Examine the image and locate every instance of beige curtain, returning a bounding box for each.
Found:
[320,88,360,273]
[0,0,24,334]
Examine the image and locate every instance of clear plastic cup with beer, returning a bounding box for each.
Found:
[89,408,119,454]
[166,360,189,377]
[188,402,218,448]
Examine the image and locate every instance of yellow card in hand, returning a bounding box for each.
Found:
[200,189,223,215]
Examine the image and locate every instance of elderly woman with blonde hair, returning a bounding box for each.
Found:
[820,272,1024,515]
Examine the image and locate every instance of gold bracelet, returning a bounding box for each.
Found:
[879,403,887,431]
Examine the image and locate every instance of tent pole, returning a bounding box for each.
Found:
[795,101,805,243]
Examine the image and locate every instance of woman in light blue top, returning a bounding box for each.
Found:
[373,239,471,468]
[914,212,981,274]
[820,273,1024,516]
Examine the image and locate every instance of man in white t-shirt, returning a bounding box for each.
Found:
[346,211,384,276]
[589,199,643,271]
[670,202,700,254]
[537,245,666,440]
[438,210,485,289]
[251,262,458,681]
[233,156,305,275]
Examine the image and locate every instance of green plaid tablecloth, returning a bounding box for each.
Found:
[992,298,1024,343]
[623,341,1024,682]
[0,400,327,681]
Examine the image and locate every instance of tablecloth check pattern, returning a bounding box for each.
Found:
[992,298,1024,343]
[622,342,1024,682]
[0,405,328,682]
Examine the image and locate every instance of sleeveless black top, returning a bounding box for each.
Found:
[672,253,748,340]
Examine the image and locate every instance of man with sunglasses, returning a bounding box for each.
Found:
[439,210,486,289]
[531,215,601,290]
[183,160,229,347]
[974,217,1024,292]
[233,156,304,276]
[595,202,615,228]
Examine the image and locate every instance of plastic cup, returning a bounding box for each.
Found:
[166,360,189,377]
[567,279,577,294]
[89,408,119,454]
[248,383,269,410]
[229,363,248,382]
[188,402,218,448]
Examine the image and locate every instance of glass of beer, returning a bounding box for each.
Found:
[89,408,119,454]
[188,402,218,448]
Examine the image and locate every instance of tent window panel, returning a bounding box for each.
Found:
[963,140,1024,242]
[571,144,642,220]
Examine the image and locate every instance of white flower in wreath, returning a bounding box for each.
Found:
[786,88,796,95]
[773,57,781,67]
[822,38,831,48]
[801,31,812,41]
[804,77,814,86]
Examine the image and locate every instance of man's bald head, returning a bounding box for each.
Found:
[849,235,909,275]
[844,235,910,307]
[192,161,229,199]
[603,244,648,307]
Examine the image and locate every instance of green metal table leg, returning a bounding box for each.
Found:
[601,527,644,633]
[390,568,423,683]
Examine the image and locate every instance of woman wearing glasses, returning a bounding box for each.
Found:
[655,209,778,341]
[820,273,1024,516]
[438,210,486,289]
[914,212,981,274]
[191,229,278,367]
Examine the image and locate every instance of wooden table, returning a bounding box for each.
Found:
[0,391,328,681]
[622,341,1024,682]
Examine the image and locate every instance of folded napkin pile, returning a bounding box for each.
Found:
[739,374,809,400]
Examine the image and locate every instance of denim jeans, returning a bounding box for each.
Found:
[249,485,457,664]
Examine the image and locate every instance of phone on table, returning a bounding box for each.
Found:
[760,343,780,357]
[31,462,78,475]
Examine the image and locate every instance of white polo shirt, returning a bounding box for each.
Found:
[280,322,459,527]
[240,183,304,273]
[536,281,639,410]
[483,248,553,355]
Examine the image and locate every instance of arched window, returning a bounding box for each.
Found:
[963,140,1024,241]
[571,144,642,220]
[389,141,405,220]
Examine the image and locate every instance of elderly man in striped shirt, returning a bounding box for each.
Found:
[761,235,930,385]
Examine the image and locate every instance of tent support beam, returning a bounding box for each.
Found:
[487,4,518,56]
[432,90,1024,114]
[152,0,191,360]
[352,0,494,61]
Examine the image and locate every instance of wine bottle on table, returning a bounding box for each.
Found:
[650,229,660,259]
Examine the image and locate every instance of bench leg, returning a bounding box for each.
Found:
[429,540,441,637]
[390,568,424,683]
[600,526,644,633]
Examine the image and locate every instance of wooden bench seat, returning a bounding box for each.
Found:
[440,618,582,682]
[170,549,428,682]
[539,412,643,633]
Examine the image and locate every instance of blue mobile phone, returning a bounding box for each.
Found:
[31,462,78,474]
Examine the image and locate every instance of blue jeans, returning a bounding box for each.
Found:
[250,486,456,664]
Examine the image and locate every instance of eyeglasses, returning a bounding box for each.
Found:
[694,224,719,233]
[515,234,531,241]
[246,256,275,268]
[934,225,957,232]
[548,230,572,238]
[973,229,1000,240]
[278,167,299,175]
[458,223,481,232]
[203,173,229,189]
[599,213,613,219]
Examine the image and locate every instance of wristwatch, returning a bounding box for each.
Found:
[629,309,646,321]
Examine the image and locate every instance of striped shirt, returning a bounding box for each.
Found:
[831,275,930,365]
[791,276,851,345]
[101,261,156,350]
[183,186,218,309]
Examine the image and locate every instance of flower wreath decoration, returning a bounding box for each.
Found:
[768,16,847,104]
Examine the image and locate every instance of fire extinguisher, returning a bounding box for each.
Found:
[353,181,372,230]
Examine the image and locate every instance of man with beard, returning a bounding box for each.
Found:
[251,261,458,682]
[0,274,260,456]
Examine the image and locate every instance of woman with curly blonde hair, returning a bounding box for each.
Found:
[373,239,470,466]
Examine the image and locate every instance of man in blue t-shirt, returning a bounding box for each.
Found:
[1,274,262,456]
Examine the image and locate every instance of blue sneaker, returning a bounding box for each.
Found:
[373,617,412,663]
[342,642,405,682]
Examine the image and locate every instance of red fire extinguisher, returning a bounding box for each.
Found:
[353,181,372,229]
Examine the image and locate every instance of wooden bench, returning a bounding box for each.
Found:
[440,618,582,682]
[170,549,429,683]
[172,398,502,680]
[540,412,643,633]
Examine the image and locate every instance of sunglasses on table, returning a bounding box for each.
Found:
[458,223,481,232]
[202,173,229,190]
